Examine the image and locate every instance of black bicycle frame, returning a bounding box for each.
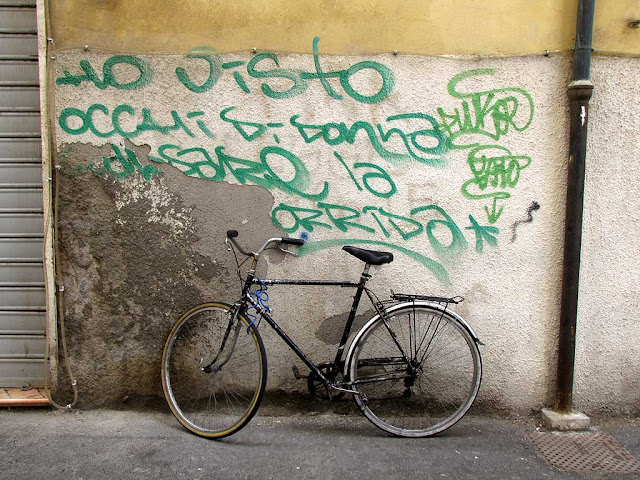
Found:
[238,266,372,387]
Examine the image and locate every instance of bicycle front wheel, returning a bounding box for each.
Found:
[348,304,481,437]
[161,303,267,438]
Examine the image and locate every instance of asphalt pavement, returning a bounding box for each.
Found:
[1,406,639,479]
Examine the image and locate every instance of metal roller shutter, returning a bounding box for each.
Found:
[0,0,46,388]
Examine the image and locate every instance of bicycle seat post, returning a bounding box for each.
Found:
[360,263,372,285]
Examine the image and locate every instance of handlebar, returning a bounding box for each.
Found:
[225,230,304,258]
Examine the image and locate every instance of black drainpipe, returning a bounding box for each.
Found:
[556,0,595,413]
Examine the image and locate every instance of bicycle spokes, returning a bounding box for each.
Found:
[349,304,481,437]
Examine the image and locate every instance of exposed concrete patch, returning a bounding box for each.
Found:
[55,142,279,405]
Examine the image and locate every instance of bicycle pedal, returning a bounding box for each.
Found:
[291,365,308,380]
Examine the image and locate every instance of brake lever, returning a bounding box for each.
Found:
[278,246,298,257]
[225,238,232,252]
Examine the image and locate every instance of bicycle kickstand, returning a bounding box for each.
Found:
[329,383,360,396]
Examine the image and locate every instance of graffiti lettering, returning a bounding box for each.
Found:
[334,153,397,198]
[91,38,393,103]
[148,143,329,201]
[219,106,447,165]
[437,68,534,149]
[216,38,396,103]
[220,106,285,142]
[291,112,447,164]
[75,145,162,181]
[56,55,153,90]
[55,50,537,281]
[272,202,489,253]
[273,201,497,281]
[246,53,309,99]
[175,54,222,93]
[461,145,531,223]
[297,37,395,104]
[465,215,499,252]
[58,104,214,139]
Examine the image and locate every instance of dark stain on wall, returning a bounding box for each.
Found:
[315,308,375,345]
[510,201,540,243]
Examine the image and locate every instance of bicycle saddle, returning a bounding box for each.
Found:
[342,246,394,265]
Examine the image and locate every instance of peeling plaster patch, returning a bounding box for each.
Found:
[158,163,287,271]
[114,174,194,238]
[54,142,231,406]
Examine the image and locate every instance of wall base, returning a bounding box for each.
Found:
[541,408,591,431]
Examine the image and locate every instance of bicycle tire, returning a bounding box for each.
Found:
[347,303,481,437]
[161,302,267,438]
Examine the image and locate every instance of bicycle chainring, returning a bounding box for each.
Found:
[307,363,345,401]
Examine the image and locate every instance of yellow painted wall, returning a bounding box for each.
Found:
[46,0,639,56]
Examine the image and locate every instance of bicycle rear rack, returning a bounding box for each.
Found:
[390,292,464,305]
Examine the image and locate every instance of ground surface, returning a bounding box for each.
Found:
[1,406,639,479]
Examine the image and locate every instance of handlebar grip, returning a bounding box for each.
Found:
[281,237,304,246]
[226,230,239,238]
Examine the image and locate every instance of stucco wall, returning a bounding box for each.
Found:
[49,48,568,410]
[43,2,640,414]
[574,57,640,416]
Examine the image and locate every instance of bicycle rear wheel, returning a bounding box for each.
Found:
[161,303,267,438]
[348,304,481,437]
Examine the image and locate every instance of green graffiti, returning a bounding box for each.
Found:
[291,113,447,165]
[436,69,535,224]
[215,106,447,164]
[409,205,468,259]
[175,54,222,93]
[56,55,153,90]
[260,146,327,200]
[438,68,534,149]
[202,37,395,104]
[220,106,277,141]
[300,37,395,104]
[58,104,213,140]
[272,202,494,260]
[55,57,527,281]
[273,202,430,240]
[333,152,397,198]
[222,60,250,93]
[299,238,450,284]
[148,143,329,201]
[334,152,363,191]
[275,203,500,281]
[460,145,532,224]
[355,162,397,198]
[75,144,162,181]
[161,38,394,103]
[466,215,499,252]
[271,203,332,232]
[375,208,423,241]
[247,53,309,99]
[315,203,377,234]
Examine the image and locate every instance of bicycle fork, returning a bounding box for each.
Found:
[202,305,243,374]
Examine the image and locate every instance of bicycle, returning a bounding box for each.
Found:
[161,230,482,438]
